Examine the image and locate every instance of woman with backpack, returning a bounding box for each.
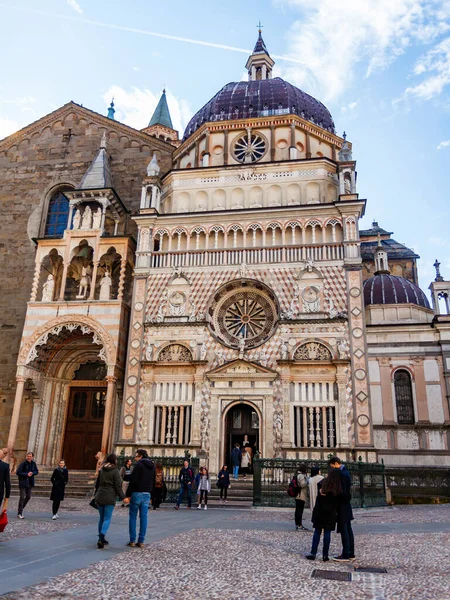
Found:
[305,468,342,562]
[294,464,309,531]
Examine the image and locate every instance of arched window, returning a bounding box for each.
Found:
[394,370,415,424]
[44,189,71,237]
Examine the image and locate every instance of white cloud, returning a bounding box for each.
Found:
[0,117,19,139]
[276,0,450,102]
[67,0,83,15]
[341,101,358,113]
[132,67,140,72]
[437,139,450,150]
[429,235,450,247]
[400,37,450,101]
[102,86,191,135]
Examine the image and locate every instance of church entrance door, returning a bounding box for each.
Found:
[224,403,260,470]
[62,388,106,470]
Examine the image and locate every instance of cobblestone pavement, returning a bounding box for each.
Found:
[2,506,450,600]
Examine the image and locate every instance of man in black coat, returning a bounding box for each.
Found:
[0,456,11,514]
[123,449,155,548]
[16,452,39,519]
[328,456,355,562]
[174,459,195,509]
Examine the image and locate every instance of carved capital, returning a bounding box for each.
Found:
[377,357,391,367]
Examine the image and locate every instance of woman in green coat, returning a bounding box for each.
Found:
[94,453,125,548]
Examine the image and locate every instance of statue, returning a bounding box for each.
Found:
[280,342,288,360]
[147,153,160,177]
[238,334,246,359]
[99,270,112,300]
[239,262,248,279]
[145,344,153,361]
[200,341,207,361]
[156,290,168,322]
[274,414,283,442]
[259,349,268,367]
[41,274,55,302]
[76,265,92,299]
[337,338,349,359]
[72,208,81,230]
[81,206,92,230]
[92,207,102,229]
[188,299,197,322]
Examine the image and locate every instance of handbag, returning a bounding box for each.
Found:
[0,510,8,532]
[89,498,98,510]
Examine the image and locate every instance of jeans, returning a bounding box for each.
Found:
[232,465,239,480]
[129,492,150,543]
[340,521,355,558]
[177,484,192,507]
[97,504,115,538]
[295,499,305,527]
[310,527,331,558]
[18,487,32,515]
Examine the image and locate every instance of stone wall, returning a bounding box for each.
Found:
[0,102,174,447]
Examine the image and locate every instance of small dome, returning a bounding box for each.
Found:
[182,78,335,141]
[363,274,430,309]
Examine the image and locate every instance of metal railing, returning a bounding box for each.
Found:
[384,466,450,504]
[253,458,386,508]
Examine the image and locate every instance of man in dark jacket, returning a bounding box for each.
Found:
[0,455,11,515]
[174,460,195,509]
[124,448,155,547]
[16,452,39,519]
[328,456,354,562]
[231,443,242,481]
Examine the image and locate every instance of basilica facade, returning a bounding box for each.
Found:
[1,33,449,471]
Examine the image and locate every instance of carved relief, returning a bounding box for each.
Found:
[294,342,332,361]
[157,344,193,362]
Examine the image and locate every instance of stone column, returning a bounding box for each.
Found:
[7,375,26,453]
[59,262,69,301]
[28,398,42,455]
[305,132,311,159]
[223,131,229,165]
[101,374,117,453]
[412,357,429,423]
[378,357,395,423]
[270,126,276,161]
[89,261,99,300]
[336,365,349,446]
[191,375,203,446]
[117,258,127,301]
[67,204,74,230]
[30,260,41,302]
[100,205,107,231]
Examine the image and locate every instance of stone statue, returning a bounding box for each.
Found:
[145,343,153,361]
[337,338,349,359]
[238,334,246,359]
[274,414,283,442]
[99,270,112,300]
[81,206,92,230]
[72,208,81,230]
[156,290,168,322]
[92,207,102,229]
[200,341,207,361]
[259,349,268,367]
[280,342,288,360]
[147,153,160,177]
[188,299,197,322]
[76,265,92,299]
[42,274,55,302]
[239,262,248,279]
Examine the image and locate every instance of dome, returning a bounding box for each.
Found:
[182,78,335,141]
[363,274,430,309]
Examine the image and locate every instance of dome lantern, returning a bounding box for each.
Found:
[245,25,274,81]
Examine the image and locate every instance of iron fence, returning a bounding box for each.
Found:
[117,451,200,504]
[384,466,450,504]
[253,458,386,508]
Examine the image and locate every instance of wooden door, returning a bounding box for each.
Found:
[224,404,260,468]
[62,388,106,470]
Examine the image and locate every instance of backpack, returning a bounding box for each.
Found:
[287,476,299,498]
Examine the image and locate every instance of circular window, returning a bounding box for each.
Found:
[233,132,267,163]
[208,280,279,349]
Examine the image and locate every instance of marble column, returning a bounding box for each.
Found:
[7,376,26,453]
[101,375,117,453]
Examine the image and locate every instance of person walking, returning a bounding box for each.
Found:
[120,459,133,507]
[94,453,125,548]
[240,447,251,480]
[195,467,204,506]
[328,456,355,562]
[305,469,342,562]
[308,466,324,512]
[16,452,39,519]
[217,464,230,504]
[294,464,309,531]
[230,443,242,481]
[124,448,155,548]
[151,463,166,510]
[0,453,11,525]
[174,460,195,510]
[197,467,211,510]
[50,459,69,519]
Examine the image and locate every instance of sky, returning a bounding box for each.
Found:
[1,0,450,292]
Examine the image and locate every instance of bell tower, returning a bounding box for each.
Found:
[245,26,274,81]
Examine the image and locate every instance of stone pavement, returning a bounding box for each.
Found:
[1,504,449,599]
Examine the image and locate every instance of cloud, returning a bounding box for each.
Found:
[437,139,450,150]
[102,86,191,135]
[400,37,450,101]
[341,101,358,113]
[132,67,140,72]
[276,0,450,102]
[67,0,83,15]
[0,117,19,139]
[429,235,450,247]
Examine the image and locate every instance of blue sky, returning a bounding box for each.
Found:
[1,0,450,291]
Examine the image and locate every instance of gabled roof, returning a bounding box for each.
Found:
[206,359,278,379]
[149,90,173,129]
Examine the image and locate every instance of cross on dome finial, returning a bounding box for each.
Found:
[257,20,263,33]
[433,259,444,282]
[343,131,347,140]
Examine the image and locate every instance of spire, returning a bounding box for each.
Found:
[149,89,173,129]
[246,25,274,81]
[107,98,115,120]
[374,234,390,275]
[79,133,112,190]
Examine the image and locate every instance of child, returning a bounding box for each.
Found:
[197,467,211,510]
[305,468,342,562]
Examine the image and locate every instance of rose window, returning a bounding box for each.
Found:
[233,132,267,163]
[208,281,279,349]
